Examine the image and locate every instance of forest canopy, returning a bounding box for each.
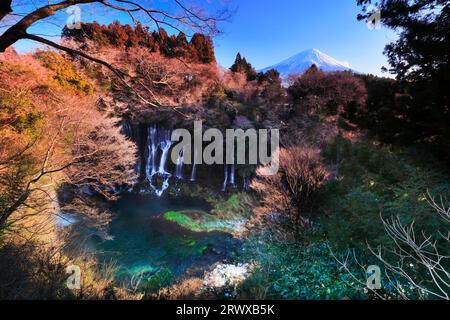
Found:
[63,22,216,64]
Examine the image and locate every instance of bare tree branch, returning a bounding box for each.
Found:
[0,0,98,52]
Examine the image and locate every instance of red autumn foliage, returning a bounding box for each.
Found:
[63,22,216,64]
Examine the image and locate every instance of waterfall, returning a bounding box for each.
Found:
[151,175,170,197]
[141,127,173,197]
[190,150,198,182]
[222,165,229,192]
[190,163,197,182]
[129,124,262,197]
[121,124,178,197]
[229,163,236,187]
[146,127,158,180]
[136,161,141,176]
[175,148,184,179]
[158,138,173,175]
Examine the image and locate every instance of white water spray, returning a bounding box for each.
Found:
[229,163,235,187]
[146,127,158,180]
[175,148,184,179]
[190,163,197,182]
[222,165,229,192]
[158,140,173,175]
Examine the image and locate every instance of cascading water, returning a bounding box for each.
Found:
[153,177,170,197]
[141,127,173,197]
[124,123,253,195]
[190,150,198,182]
[229,164,236,187]
[190,163,197,182]
[175,148,184,179]
[222,165,229,192]
[158,141,173,176]
[146,127,158,180]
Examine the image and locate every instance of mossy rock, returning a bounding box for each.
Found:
[163,210,243,233]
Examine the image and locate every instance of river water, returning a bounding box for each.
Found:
[74,193,238,281]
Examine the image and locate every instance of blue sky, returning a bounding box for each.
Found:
[214,0,397,75]
[12,0,397,76]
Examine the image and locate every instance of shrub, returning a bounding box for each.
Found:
[251,146,329,238]
[320,136,450,249]
[238,235,364,300]
[0,90,43,140]
[34,50,93,94]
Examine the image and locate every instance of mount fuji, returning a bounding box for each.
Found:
[259,48,356,78]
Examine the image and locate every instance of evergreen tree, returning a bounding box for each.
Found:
[257,68,281,85]
[357,0,450,159]
[230,52,257,81]
[190,33,216,64]
[230,52,243,73]
[257,69,283,103]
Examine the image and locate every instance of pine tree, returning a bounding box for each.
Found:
[357,0,450,159]
[190,33,216,64]
[230,53,243,73]
[230,53,257,81]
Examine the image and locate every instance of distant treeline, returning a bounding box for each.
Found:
[62,21,216,64]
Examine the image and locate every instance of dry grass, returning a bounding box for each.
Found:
[157,277,214,300]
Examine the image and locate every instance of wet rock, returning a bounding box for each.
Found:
[203,263,255,298]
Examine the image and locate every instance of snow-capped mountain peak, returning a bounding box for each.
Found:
[259,48,355,78]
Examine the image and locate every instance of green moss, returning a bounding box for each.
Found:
[228,194,240,208]
[212,193,250,219]
[183,239,197,247]
[164,211,200,231]
[197,245,208,254]
[163,210,239,233]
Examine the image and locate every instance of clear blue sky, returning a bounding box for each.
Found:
[12,0,397,76]
[214,0,397,75]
